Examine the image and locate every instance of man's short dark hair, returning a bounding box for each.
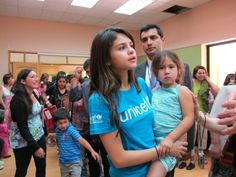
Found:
[140,24,164,39]
[53,107,70,122]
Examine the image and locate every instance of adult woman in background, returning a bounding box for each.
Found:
[9,69,46,177]
[192,65,219,152]
[0,73,14,110]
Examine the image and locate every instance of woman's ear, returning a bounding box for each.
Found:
[20,79,25,85]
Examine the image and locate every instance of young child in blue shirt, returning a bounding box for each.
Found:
[147,50,194,177]
[51,107,100,177]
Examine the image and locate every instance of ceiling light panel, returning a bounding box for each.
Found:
[71,0,100,8]
[114,0,154,15]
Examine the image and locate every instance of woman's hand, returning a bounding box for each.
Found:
[34,147,45,158]
[218,100,236,135]
[169,141,188,159]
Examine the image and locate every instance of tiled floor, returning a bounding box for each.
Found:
[0,146,210,177]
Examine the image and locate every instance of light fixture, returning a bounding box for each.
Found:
[114,0,154,15]
[37,0,45,1]
[71,0,100,8]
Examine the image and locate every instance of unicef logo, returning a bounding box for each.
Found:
[91,114,103,124]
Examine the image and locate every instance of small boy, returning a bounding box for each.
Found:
[50,107,100,177]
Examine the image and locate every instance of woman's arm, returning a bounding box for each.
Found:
[205,75,219,95]
[196,111,226,134]
[100,131,158,168]
[100,131,187,168]
[0,86,6,109]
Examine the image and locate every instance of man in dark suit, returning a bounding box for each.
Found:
[135,24,194,177]
[135,23,192,90]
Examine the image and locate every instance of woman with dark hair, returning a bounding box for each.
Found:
[47,71,68,109]
[9,69,46,177]
[88,27,187,177]
[0,73,14,110]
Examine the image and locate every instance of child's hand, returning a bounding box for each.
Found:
[91,151,100,162]
[159,136,174,157]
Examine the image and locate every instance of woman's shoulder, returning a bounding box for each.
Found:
[136,77,147,88]
[10,95,25,107]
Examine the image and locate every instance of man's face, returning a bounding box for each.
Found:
[140,28,164,60]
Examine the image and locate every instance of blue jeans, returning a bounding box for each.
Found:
[60,161,83,177]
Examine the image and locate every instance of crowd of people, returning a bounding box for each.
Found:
[0,24,235,177]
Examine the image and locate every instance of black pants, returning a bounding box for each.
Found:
[13,136,46,177]
[83,134,110,177]
[166,168,175,177]
[0,138,4,158]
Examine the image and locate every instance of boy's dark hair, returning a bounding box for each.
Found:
[53,107,70,122]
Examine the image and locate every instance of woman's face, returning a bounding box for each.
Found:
[22,71,39,90]
[8,77,15,87]
[109,34,137,74]
[57,77,66,89]
[43,76,49,84]
[195,69,206,81]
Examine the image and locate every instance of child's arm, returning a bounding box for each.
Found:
[78,137,100,162]
[159,86,194,156]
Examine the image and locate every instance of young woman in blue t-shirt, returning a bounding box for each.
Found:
[88,27,187,177]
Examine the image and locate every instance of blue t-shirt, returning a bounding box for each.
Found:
[89,78,155,177]
[55,123,81,164]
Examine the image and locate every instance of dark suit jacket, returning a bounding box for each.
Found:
[135,61,193,91]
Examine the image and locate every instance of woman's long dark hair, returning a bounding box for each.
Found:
[11,68,34,116]
[90,27,140,134]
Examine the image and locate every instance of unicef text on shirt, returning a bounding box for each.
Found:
[120,96,152,123]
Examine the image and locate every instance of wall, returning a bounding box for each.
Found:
[1,0,236,82]
[174,45,202,72]
[159,0,236,50]
[0,16,141,81]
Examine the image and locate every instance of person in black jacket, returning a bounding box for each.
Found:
[10,69,46,177]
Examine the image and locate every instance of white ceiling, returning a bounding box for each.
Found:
[0,0,211,30]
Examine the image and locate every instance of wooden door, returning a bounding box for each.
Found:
[12,62,38,79]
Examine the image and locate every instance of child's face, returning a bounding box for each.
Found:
[56,118,69,131]
[157,57,178,88]
[109,34,137,73]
